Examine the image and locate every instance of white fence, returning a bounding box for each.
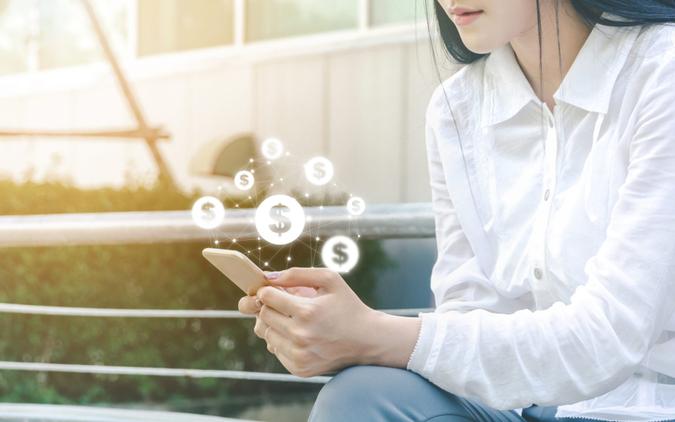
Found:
[0,203,435,385]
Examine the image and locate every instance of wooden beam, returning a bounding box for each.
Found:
[80,0,176,188]
[0,128,170,140]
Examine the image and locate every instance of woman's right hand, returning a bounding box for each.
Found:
[238,285,319,351]
[238,285,319,315]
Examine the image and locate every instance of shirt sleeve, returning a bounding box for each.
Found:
[406,61,675,410]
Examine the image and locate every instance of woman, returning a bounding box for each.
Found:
[238,1,675,421]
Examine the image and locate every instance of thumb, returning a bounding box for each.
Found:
[264,267,336,291]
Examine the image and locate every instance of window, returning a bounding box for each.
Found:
[370,0,423,26]
[0,0,423,77]
[0,0,129,75]
[137,0,234,56]
[0,0,30,75]
[245,0,358,42]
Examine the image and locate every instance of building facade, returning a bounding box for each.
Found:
[0,0,455,203]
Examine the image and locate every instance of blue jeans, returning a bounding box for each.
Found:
[308,365,596,422]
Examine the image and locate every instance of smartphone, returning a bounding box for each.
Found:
[202,248,269,295]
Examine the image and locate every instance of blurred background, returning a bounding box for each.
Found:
[0,0,456,420]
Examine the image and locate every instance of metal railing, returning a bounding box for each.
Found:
[0,202,435,248]
[0,403,256,422]
[0,202,435,386]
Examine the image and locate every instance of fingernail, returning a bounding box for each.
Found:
[265,271,282,280]
[255,298,263,309]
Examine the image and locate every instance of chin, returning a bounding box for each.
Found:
[463,42,493,55]
[459,36,495,55]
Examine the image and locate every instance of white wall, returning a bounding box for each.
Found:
[0,26,453,204]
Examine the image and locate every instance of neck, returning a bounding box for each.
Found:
[510,2,592,111]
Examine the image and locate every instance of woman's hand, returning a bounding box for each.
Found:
[238,285,318,314]
[238,283,319,355]
[253,268,379,378]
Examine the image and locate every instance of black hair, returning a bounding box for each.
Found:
[433,0,675,65]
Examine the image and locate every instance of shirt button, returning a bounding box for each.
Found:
[544,189,551,201]
[534,267,543,280]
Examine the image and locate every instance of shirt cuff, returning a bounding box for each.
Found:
[406,311,441,372]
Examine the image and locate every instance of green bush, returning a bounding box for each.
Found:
[0,179,389,416]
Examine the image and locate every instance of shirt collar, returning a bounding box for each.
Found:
[481,43,536,127]
[481,16,641,127]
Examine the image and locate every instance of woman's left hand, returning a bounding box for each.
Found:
[253,267,382,378]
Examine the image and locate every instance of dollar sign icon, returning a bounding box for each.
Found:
[347,196,365,216]
[261,137,283,160]
[235,170,254,191]
[332,242,349,266]
[192,196,225,230]
[269,203,292,236]
[313,162,326,180]
[304,156,334,186]
[321,235,359,273]
[201,202,215,221]
[255,194,305,245]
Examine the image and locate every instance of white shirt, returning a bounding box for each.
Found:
[406,20,675,422]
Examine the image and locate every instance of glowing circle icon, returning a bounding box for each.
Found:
[261,137,284,160]
[234,170,255,191]
[255,194,306,245]
[304,156,334,186]
[192,196,225,230]
[346,196,366,216]
[321,235,359,273]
